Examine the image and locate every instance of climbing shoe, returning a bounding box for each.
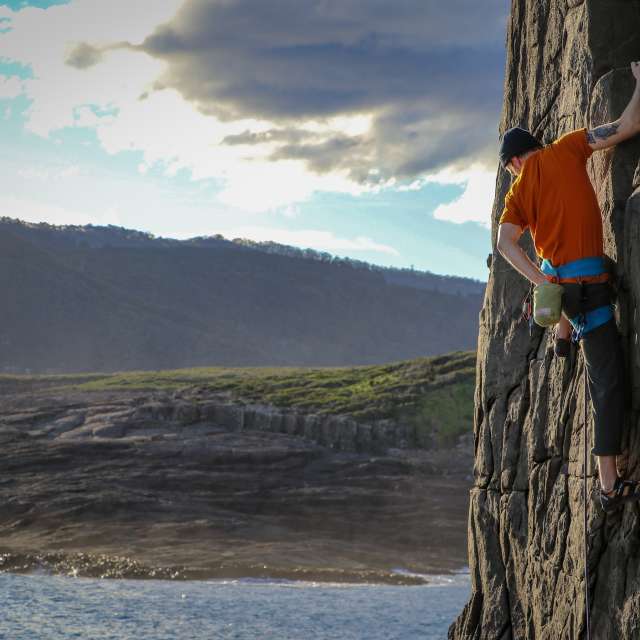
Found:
[555,337,571,358]
[599,476,640,513]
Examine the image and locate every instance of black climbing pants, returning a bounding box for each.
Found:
[561,282,625,456]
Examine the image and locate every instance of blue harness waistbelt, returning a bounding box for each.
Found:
[540,256,613,342]
[540,256,607,280]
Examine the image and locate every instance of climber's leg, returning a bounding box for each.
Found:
[580,316,624,458]
[554,313,572,357]
[597,455,618,492]
[556,313,572,340]
[579,313,637,511]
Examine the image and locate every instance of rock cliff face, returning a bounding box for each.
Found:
[450,2,640,638]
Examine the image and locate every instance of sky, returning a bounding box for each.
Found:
[0,0,509,281]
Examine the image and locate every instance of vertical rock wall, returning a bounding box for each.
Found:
[450,2,640,638]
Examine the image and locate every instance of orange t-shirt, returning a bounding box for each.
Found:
[498,127,603,266]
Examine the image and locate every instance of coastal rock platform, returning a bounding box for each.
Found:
[0,387,471,583]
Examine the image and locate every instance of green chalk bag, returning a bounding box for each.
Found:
[533,281,564,327]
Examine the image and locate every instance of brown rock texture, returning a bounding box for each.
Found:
[450,2,640,639]
[0,387,472,582]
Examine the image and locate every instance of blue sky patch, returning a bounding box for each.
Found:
[0,57,33,78]
[0,0,71,10]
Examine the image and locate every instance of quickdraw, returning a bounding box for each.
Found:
[521,282,534,336]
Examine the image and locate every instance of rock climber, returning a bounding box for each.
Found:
[496,60,640,513]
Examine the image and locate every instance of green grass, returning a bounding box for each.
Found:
[1,351,476,436]
[409,379,476,447]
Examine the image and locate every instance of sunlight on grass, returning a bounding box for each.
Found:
[1,351,477,431]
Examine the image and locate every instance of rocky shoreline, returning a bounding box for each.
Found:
[0,386,472,583]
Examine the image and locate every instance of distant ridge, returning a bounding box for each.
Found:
[0,217,485,296]
[0,217,485,374]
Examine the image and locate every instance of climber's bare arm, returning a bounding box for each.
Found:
[587,61,640,151]
[496,223,547,286]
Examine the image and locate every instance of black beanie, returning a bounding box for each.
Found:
[499,127,543,168]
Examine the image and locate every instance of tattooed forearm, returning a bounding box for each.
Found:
[587,122,620,143]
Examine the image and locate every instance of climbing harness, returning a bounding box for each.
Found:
[539,256,613,344]
[570,304,614,343]
[583,363,591,640]
[521,256,613,342]
[540,256,608,281]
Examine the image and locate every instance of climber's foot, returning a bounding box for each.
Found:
[600,476,640,513]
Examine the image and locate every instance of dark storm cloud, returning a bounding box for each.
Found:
[74,0,509,183]
[270,133,370,176]
[221,127,319,146]
[65,40,130,70]
[65,42,105,69]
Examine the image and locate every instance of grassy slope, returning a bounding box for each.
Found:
[0,350,476,447]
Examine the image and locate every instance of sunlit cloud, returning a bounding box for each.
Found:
[0,0,504,214]
[0,194,123,227]
[17,164,81,180]
[0,75,24,99]
[428,165,497,227]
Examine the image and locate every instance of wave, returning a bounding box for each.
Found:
[0,550,470,586]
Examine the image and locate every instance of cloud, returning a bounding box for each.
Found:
[64,41,105,69]
[0,1,185,136]
[0,74,24,99]
[221,128,317,146]
[133,0,506,183]
[17,163,81,180]
[65,39,133,70]
[1,0,508,213]
[429,164,497,227]
[0,194,122,226]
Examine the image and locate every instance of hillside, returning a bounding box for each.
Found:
[0,217,484,374]
[0,217,485,296]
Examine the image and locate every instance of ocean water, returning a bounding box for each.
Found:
[0,570,470,640]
